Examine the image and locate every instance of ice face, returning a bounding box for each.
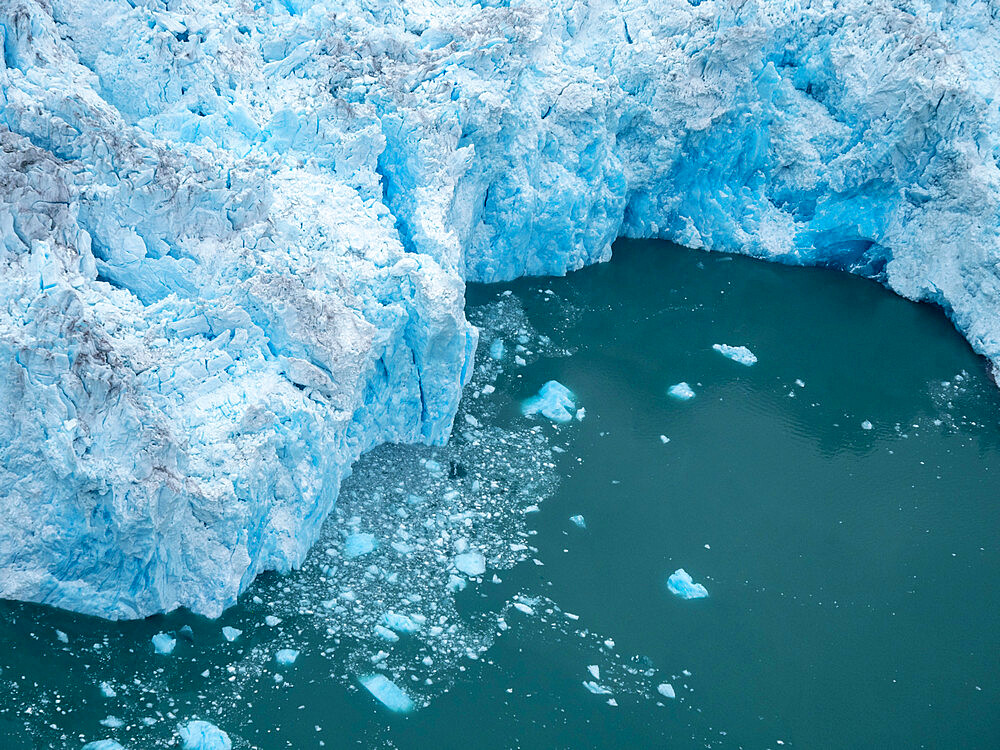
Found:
[667,569,710,600]
[2,0,998,619]
[178,720,231,750]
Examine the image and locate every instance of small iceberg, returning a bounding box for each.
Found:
[453,551,486,576]
[344,532,378,559]
[657,682,676,699]
[382,611,421,634]
[221,626,242,643]
[712,344,757,366]
[152,633,176,655]
[667,569,709,599]
[178,720,232,750]
[489,338,505,360]
[668,382,695,400]
[275,649,300,666]
[569,514,586,529]
[522,381,577,423]
[359,673,416,713]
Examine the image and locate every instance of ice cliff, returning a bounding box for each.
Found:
[1,0,997,618]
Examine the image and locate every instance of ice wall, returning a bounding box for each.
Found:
[1,0,997,618]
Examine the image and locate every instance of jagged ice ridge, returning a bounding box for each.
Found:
[1,0,997,618]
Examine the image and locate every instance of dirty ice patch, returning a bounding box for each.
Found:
[712,344,757,366]
[360,674,416,713]
[522,381,577,423]
[668,382,696,401]
[667,569,709,599]
[178,720,232,750]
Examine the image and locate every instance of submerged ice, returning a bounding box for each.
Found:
[1,0,999,619]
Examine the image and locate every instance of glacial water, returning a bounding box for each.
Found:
[2,239,998,749]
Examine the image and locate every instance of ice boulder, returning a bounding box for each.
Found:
[522,381,577,423]
[178,720,231,750]
[667,569,710,600]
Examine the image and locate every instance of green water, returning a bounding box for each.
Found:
[2,240,998,749]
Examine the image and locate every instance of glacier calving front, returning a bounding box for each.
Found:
[1,0,997,618]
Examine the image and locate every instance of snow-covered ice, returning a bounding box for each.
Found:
[2,0,999,619]
[712,344,758,366]
[667,569,710,600]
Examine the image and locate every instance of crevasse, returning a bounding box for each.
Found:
[0,0,997,619]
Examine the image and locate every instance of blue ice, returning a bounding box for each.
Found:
[712,344,757,366]
[667,569,709,599]
[522,381,577,423]
[221,627,242,643]
[344,533,378,559]
[152,633,176,655]
[359,674,416,713]
[178,720,231,750]
[275,649,300,666]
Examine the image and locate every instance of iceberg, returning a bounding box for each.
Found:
[178,720,231,750]
[1,0,998,620]
[359,673,416,714]
[667,569,710,600]
[522,381,578,423]
[151,633,176,655]
[712,344,758,367]
[668,383,696,401]
[274,648,300,666]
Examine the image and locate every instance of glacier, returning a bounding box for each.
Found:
[0,0,998,619]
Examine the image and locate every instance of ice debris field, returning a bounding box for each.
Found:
[1,0,999,629]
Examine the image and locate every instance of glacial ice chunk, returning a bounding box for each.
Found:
[522,381,577,423]
[275,649,300,666]
[712,344,758,366]
[221,627,242,643]
[657,683,676,699]
[668,383,696,401]
[344,533,378,559]
[152,633,176,655]
[82,742,126,750]
[178,720,232,750]
[569,515,587,529]
[489,339,506,360]
[359,674,416,713]
[667,569,709,599]
[453,551,486,576]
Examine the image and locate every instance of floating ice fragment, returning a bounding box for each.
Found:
[100,716,124,728]
[151,633,176,655]
[712,344,757,366]
[99,682,117,698]
[179,720,232,750]
[513,602,535,615]
[375,625,400,642]
[83,742,126,750]
[344,532,378,559]
[489,339,505,360]
[221,627,242,643]
[55,629,68,643]
[583,681,612,695]
[446,574,467,593]
[382,611,421,634]
[359,674,416,713]
[264,615,282,627]
[861,420,873,430]
[275,649,300,666]
[667,569,709,599]
[587,665,600,679]
[668,383,695,400]
[657,683,676,699]
[660,435,670,444]
[569,515,587,529]
[522,381,577,423]
[453,551,486,576]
